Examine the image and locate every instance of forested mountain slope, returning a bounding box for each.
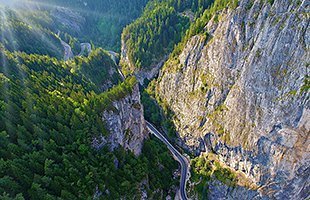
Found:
[0,2,178,199]
[0,8,63,58]
[0,45,178,199]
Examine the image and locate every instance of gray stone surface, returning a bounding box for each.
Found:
[101,84,149,155]
[207,179,266,200]
[154,0,309,198]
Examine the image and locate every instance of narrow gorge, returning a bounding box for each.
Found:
[121,0,309,199]
[0,0,308,199]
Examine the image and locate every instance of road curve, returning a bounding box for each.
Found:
[60,40,74,61]
[146,121,189,200]
[78,43,92,56]
[57,31,91,60]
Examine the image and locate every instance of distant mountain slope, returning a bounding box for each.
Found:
[29,0,150,51]
[0,8,63,58]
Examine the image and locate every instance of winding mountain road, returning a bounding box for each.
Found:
[146,121,189,200]
[57,31,91,60]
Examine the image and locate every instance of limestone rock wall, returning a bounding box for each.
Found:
[102,84,149,155]
[155,0,309,198]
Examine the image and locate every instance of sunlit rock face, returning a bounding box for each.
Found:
[51,7,86,35]
[155,0,309,198]
[95,84,149,156]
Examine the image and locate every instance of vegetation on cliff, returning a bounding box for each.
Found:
[121,0,215,72]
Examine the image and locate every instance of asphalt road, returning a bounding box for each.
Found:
[146,121,189,200]
[57,31,91,60]
[60,40,74,61]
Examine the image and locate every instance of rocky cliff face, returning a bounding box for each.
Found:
[154,0,309,198]
[51,7,86,34]
[93,84,149,155]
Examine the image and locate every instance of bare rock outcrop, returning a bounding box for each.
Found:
[100,84,149,155]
